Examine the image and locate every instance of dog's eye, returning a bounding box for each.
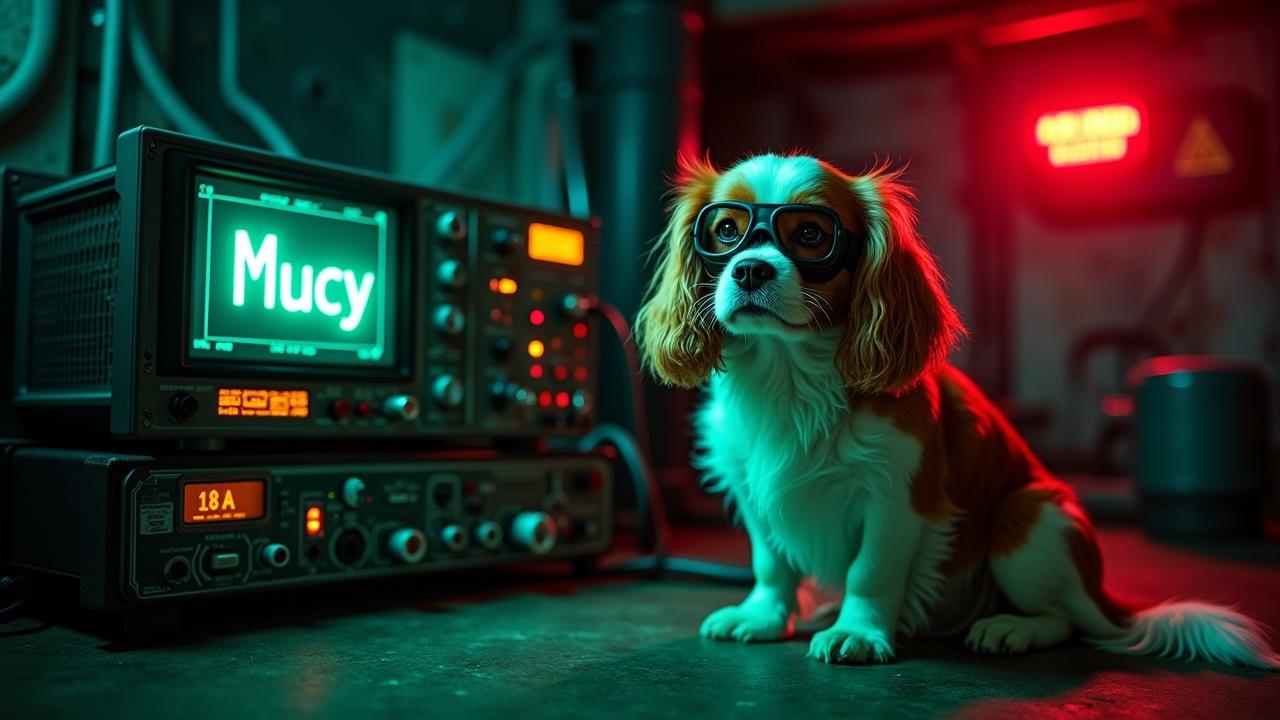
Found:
[715,219,740,242]
[794,222,826,247]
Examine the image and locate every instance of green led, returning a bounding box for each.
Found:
[327,491,336,500]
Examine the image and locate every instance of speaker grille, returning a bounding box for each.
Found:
[24,198,120,392]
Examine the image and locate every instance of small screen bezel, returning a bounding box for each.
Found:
[157,151,416,381]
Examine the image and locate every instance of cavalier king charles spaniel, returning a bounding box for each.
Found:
[635,153,1277,668]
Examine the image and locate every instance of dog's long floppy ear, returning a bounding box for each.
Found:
[837,167,965,396]
[635,155,723,388]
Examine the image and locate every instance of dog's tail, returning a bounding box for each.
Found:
[1072,593,1280,670]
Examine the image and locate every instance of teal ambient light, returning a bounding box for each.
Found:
[187,173,397,368]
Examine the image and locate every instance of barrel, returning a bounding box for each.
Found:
[1130,356,1271,539]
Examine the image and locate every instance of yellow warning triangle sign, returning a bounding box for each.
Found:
[1173,115,1233,178]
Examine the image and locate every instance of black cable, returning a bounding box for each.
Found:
[578,296,752,585]
[1140,215,1207,327]
[0,575,32,624]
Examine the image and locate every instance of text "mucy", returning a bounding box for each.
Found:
[232,230,375,332]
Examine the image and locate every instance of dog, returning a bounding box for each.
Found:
[635,153,1278,668]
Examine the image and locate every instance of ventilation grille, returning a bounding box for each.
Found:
[24,198,120,393]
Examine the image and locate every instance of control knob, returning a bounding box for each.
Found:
[341,476,367,509]
[560,293,590,320]
[510,511,557,555]
[490,227,523,255]
[384,395,420,421]
[259,543,291,569]
[440,524,469,553]
[436,258,467,289]
[436,210,467,240]
[474,521,504,550]
[433,375,465,408]
[434,304,465,335]
[387,528,428,564]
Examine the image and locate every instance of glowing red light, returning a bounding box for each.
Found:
[554,365,569,381]
[572,322,588,339]
[555,392,571,409]
[529,364,544,379]
[1035,104,1142,168]
[1100,395,1134,418]
[573,367,588,382]
[529,309,545,326]
[538,390,553,407]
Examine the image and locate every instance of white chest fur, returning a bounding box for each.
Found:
[692,334,926,588]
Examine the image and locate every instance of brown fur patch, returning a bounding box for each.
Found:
[863,365,1090,579]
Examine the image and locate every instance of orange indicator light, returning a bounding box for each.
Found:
[305,505,324,537]
[497,277,518,295]
[527,340,545,358]
[527,223,585,266]
[1035,104,1141,168]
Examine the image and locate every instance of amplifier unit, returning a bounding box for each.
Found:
[0,167,58,436]
[2,448,612,610]
[9,127,599,441]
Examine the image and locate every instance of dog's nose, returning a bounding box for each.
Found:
[732,259,777,291]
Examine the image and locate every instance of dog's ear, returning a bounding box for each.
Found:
[635,155,723,388]
[835,167,965,396]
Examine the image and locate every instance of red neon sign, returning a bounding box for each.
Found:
[1035,104,1142,168]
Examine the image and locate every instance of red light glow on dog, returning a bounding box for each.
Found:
[1035,104,1142,167]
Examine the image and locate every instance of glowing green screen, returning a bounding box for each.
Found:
[187,173,397,368]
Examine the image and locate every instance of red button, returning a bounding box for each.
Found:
[554,365,569,381]
[573,367,588,382]
[529,364,544,379]
[529,309,545,326]
[555,391,571,409]
[355,401,373,418]
[329,399,352,419]
[538,390,553,407]
[573,322,588,339]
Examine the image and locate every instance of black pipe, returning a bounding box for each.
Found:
[590,0,692,452]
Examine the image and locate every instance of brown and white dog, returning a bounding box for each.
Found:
[636,153,1278,668]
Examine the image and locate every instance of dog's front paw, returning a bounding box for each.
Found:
[808,624,895,664]
[700,604,792,643]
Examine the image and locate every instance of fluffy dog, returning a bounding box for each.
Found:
[635,153,1277,668]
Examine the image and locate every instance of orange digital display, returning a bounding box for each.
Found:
[527,223,584,266]
[217,388,309,417]
[183,480,266,524]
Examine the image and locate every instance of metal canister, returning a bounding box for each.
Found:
[1130,356,1272,539]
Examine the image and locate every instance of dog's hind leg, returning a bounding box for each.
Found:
[965,487,1093,655]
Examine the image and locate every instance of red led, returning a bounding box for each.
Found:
[529,364,544,379]
[573,367,588,382]
[554,365,569,381]
[538,390,553,407]
[355,401,373,418]
[555,391,571,409]
[573,322,588,339]
[529,309,545,326]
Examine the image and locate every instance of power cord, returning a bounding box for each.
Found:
[0,575,32,624]
[577,295,753,585]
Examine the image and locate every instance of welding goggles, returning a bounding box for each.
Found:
[691,202,861,283]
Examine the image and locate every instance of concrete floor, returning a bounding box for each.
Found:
[2,526,1278,719]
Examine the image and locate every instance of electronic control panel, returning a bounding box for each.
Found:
[3,448,612,609]
[9,127,599,441]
